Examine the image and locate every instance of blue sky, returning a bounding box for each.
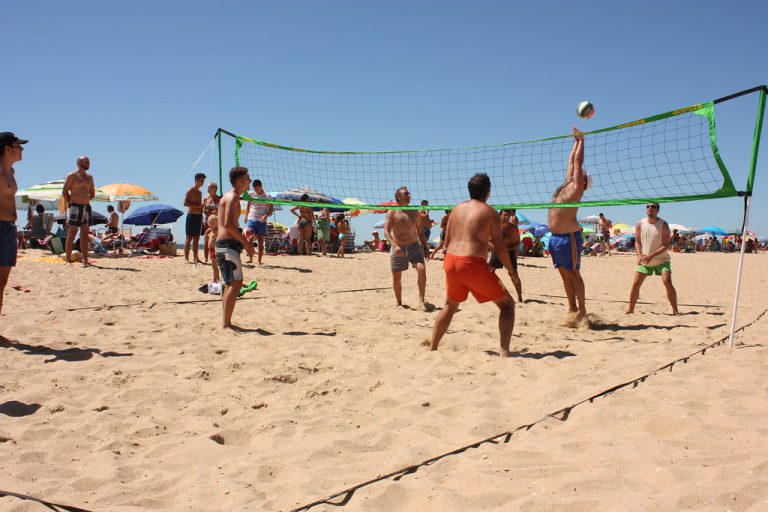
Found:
[5,0,767,241]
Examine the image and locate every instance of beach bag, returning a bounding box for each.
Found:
[50,236,64,255]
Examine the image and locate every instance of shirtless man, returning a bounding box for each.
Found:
[489,209,523,302]
[626,202,678,315]
[384,186,431,310]
[547,129,589,324]
[419,199,436,242]
[430,173,516,357]
[598,212,612,256]
[63,156,96,266]
[184,173,206,263]
[216,167,254,330]
[0,133,27,320]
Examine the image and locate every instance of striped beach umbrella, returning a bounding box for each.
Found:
[100,183,158,201]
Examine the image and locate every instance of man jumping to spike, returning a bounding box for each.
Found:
[548,128,589,325]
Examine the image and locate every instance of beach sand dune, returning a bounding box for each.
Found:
[1,251,766,511]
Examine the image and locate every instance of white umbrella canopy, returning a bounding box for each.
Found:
[668,223,693,232]
[579,214,601,224]
[22,179,110,212]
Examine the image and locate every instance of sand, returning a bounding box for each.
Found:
[1,249,767,511]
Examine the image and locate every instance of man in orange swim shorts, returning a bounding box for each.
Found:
[429,173,517,357]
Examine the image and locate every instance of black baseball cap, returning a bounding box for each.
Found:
[0,132,29,147]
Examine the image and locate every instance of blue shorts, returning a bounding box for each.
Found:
[247,219,267,236]
[549,231,583,271]
[0,221,18,267]
[423,227,431,241]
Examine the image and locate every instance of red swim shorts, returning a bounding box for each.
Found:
[444,253,508,304]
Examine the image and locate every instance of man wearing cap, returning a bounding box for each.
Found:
[0,132,28,320]
[63,156,96,266]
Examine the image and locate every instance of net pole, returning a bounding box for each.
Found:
[727,87,766,351]
[217,129,223,191]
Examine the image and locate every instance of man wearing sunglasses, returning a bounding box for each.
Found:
[626,202,678,315]
[0,132,28,322]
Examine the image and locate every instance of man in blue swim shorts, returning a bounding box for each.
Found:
[0,132,28,321]
[547,128,590,325]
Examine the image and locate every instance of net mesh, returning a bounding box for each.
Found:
[231,102,737,210]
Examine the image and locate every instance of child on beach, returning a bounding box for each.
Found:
[335,214,349,258]
[206,215,220,283]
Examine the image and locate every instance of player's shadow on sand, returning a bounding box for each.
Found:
[0,401,42,417]
[0,336,133,363]
[260,264,312,273]
[484,349,576,359]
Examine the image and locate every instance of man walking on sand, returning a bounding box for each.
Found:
[216,167,254,330]
[548,128,590,326]
[626,202,678,315]
[384,186,431,310]
[63,156,96,267]
[0,132,28,321]
[184,173,206,263]
[430,173,516,357]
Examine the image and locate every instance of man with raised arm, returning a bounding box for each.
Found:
[547,129,590,325]
[216,167,255,331]
[626,202,678,315]
[430,173,516,357]
[184,173,206,264]
[63,156,96,267]
[384,186,431,310]
[0,132,27,322]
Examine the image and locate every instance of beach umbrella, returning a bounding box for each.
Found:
[525,222,550,237]
[580,224,596,234]
[373,201,398,214]
[342,197,368,217]
[511,212,530,225]
[611,223,633,233]
[668,223,692,232]
[124,204,183,225]
[100,183,158,201]
[23,179,110,206]
[698,225,728,236]
[14,190,58,213]
[579,214,601,224]
[374,220,385,229]
[275,187,345,212]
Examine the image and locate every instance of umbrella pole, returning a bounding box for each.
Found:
[727,195,752,351]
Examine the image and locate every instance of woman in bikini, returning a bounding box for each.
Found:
[290,193,315,255]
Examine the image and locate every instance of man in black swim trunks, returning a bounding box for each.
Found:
[0,132,28,321]
[184,173,206,263]
[63,156,96,266]
[216,167,254,330]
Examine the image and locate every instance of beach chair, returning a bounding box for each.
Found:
[130,226,172,254]
[263,223,288,254]
[28,213,54,248]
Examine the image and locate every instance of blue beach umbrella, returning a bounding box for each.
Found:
[698,225,728,236]
[124,204,183,225]
[525,222,550,237]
